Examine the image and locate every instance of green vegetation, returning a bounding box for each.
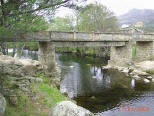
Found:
[56,47,110,57]
[4,73,67,116]
[146,68,154,74]
[48,16,75,31]
[77,3,119,32]
[8,42,38,51]
[4,93,47,116]
[48,3,119,32]
[35,73,67,107]
[131,45,136,59]
[0,2,119,56]
[48,3,119,56]
[0,0,77,33]
[0,0,86,54]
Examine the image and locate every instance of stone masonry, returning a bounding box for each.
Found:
[1,31,154,69]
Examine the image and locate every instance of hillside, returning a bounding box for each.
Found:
[118,9,154,25]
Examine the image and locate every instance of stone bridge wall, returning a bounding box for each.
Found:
[1,31,154,68]
[108,41,133,66]
[109,40,154,67]
[135,41,154,62]
[38,42,55,71]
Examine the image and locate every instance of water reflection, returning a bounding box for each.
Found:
[57,53,154,116]
[131,79,135,89]
[9,50,154,116]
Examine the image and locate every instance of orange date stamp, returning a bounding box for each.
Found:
[118,106,150,112]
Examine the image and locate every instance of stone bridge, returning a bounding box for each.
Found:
[1,31,154,70]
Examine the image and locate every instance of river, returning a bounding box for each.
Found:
[12,50,154,116]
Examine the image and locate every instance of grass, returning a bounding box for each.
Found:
[146,68,154,74]
[4,99,47,116]
[36,73,66,107]
[131,45,136,59]
[4,90,47,116]
[4,73,67,116]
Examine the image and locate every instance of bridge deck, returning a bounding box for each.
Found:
[0,31,154,44]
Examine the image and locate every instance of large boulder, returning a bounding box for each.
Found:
[0,94,6,116]
[49,101,94,116]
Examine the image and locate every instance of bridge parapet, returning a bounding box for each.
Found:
[0,31,131,42]
[131,33,154,41]
[0,31,154,43]
[49,31,130,42]
[1,31,154,70]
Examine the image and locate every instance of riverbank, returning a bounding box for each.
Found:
[0,53,95,116]
[4,73,67,116]
[0,53,66,115]
[3,52,154,116]
[103,61,154,83]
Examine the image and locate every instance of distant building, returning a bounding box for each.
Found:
[121,24,130,29]
[120,22,144,33]
[120,26,143,33]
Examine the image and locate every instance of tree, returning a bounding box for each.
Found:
[77,3,119,32]
[0,0,88,33]
[75,3,119,57]
[68,0,86,31]
[0,0,86,54]
[0,0,71,32]
[48,16,75,31]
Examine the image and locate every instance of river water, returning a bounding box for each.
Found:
[13,50,154,116]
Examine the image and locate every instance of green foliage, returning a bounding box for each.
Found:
[56,47,110,57]
[15,16,49,32]
[4,91,47,116]
[0,0,88,34]
[1,16,49,34]
[0,27,14,36]
[48,3,119,33]
[38,83,66,107]
[48,16,75,31]
[7,42,38,50]
[0,0,75,34]
[131,45,136,59]
[35,73,67,107]
[146,68,154,74]
[77,3,119,32]
[4,73,67,116]
[56,47,77,53]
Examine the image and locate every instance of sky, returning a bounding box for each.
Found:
[56,0,154,17]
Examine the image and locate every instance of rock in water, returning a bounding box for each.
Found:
[144,78,150,83]
[0,94,6,116]
[49,101,94,116]
[92,76,97,79]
